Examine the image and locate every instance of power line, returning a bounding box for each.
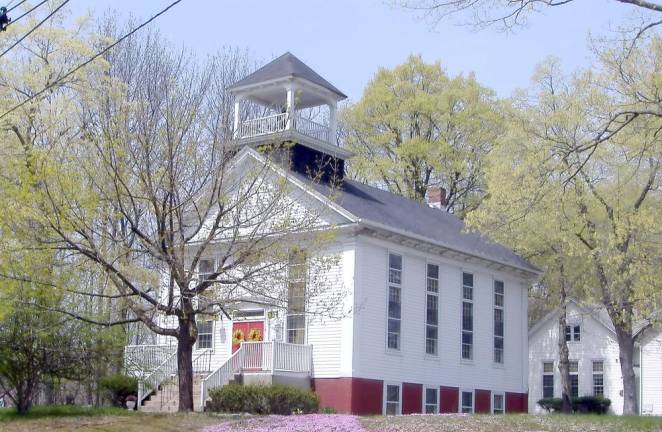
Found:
[0,0,185,122]
[7,0,49,27]
[7,0,29,13]
[0,0,66,59]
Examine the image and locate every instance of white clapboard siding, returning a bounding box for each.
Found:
[351,235,529,393]
[307,242,355,378]
[640,329,662,415]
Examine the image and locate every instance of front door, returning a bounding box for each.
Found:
[232,321,264,353]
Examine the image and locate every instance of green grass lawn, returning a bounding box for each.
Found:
[0,408,661,432]
[362,414,662,432]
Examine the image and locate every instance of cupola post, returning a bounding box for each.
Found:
[328,100,337,144]
[233,96,243,139]
[285,85,296,131]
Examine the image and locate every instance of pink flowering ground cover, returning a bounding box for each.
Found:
[203,414,365,432]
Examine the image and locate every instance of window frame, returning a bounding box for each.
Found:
[386,252,403,351]
[565,324,581,342]
[198,258,216,282]
[461,272,474,361]
[460,389,474,414]
[493,279,505,365]
[286,249,307,345]
[592,360,604,397]
[569,360,579,398]
[492,392,505,414]
[542,361,555,399]
[423,386,439,414]
[425,262,440,356]
[195,318,214,350]
[383,382,402,415]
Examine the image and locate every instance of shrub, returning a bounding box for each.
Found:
[537,396,611,414]
[206,384,319,415]
[100,374,138,408]
[574,396,611,414]
[537,397,562,412]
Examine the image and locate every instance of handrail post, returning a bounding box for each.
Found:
[271,341,276,374]
[137,382,143,411]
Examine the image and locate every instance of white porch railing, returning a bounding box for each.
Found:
[237,114,330,143]
[199,341,313,408]
[200,347,245,407]
[137,350,178,405]
[124,344,176,376]
[293,116,330,143]
[238,113,287,139]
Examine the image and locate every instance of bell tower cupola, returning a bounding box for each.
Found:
[228,52,351,183]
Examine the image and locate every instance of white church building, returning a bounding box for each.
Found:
[124,52,540,414]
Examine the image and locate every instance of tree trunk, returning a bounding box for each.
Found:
[176,319,195,412]
[558,291,572,413]
[615,326,638,415]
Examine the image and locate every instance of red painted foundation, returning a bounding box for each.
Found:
[312,377,383,415]
[505,392,528,413]
[440,386,459,413]
[475,389,491,413]
[402,382,423,414]
[312,378,528,415]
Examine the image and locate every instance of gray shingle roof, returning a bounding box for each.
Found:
[228,52,347,99]
[304,176,540,274]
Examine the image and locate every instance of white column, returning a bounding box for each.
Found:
[286,86,295,130]
[328,100,337,144]
[233,96,242,139]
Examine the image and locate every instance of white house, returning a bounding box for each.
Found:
[528,299,662,415]
[124,52,540,414]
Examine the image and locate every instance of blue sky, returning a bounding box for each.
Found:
[71,0,648,101]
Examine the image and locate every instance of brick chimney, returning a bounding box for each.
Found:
[426,186,447,209]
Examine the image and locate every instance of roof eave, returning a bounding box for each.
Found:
[228,75,347,101]
[357,219,541,279]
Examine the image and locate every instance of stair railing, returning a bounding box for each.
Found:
[199,346,245,408]
[138,350,178,407]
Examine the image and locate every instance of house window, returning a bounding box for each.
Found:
[569,361,579,397]
[426,263,439,355]
[387,253,402,350]
[592,360,604,397]
[424,387,438,414]
[492,393,505,414]
[385,384,401,415]
[461,272,473,360]
[461,390,474,413]
[542,361,554,398]
[198,258,215,282]
[287,249,306,344]
[565,325,581,342]
[494,280,504,364]
[196,319,213,349]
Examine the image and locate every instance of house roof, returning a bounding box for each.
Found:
[528,298,660,340]
[297,172,540,275]
[228,52,347,99]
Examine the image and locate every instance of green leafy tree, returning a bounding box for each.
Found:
[468,36,662,415]
[341,54,501,217]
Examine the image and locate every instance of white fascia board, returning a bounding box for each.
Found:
[356,219,542,280]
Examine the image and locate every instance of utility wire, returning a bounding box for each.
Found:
[7,0,28,13]
[0,0,185,121]
[0,0,67,59]
[7,0,48,27]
